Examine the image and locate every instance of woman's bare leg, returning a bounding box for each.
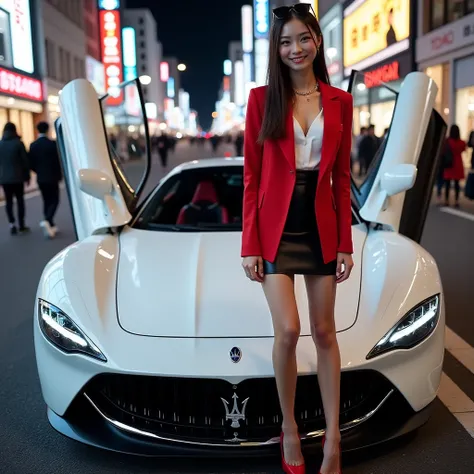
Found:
[262,273,303,466]
[304,274,341,474]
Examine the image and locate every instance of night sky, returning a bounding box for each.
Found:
[126,0,249,130]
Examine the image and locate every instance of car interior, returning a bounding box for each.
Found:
[134,167,244,230]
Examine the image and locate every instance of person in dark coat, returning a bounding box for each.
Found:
[357,124,379,176]
[0,122,30,235]
[29,122,63,238]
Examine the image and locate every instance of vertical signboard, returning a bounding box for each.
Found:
[100,10,123,105]
[254,0,269,39]
[242,5,253,53]
[122,26,139,116]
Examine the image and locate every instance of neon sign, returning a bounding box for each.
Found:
[364,61,400,89]
[100,10,123,105]
[0,67,43,102]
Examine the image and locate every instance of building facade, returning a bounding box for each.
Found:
[40,0,87,128]
[83,0,105,95]
[123,8,162,121]
[320,2,344,88]
[0,0,44,148]
[416,0,474,147]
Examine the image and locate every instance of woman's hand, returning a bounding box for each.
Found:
[336,252,354,283]
[242,256,264,282]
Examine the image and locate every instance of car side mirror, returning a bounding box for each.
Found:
[78,168,114,200]
[381,163,418,197]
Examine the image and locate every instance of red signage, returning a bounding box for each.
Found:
[431,31,454,51]
[160,62,169,82]
[0,67,43,102]
[100,10,123,106]
[364,61,400,89]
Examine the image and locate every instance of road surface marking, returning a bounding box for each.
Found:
[445,326,474,376]
[442,326,474,438]
[440,207,474,222]
[438,372,474,438]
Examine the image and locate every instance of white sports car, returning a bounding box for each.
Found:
[34,72,446,456]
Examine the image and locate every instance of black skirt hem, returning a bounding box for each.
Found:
[263,170,336,276]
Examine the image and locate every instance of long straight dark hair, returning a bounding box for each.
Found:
[258,11,330,144]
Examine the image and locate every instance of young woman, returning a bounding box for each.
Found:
[444,124,466,207]
[241,4,354,474]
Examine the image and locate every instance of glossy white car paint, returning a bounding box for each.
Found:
[116,224,366,338]
[359,73,438,230]
[34,73,446,450]
[34,229,444,417]
[59,80,133,240]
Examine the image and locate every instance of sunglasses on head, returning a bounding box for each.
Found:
[272,3,316,20]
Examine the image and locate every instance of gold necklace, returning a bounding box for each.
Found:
[294,83,319,102]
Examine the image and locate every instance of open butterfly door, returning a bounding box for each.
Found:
[55,78,151,240]
[349,71,447,242]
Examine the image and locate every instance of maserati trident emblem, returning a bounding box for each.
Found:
[229,346,242,363]
[220,392,249,428]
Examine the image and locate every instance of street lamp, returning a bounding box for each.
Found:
[139,75,152,85]
[177,63,187,72]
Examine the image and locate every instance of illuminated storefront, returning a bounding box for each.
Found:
[0,0,43,147]
[417,11,474,169]
[343,0,414,137]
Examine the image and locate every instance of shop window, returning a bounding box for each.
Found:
[455,86,474,170]
[448,0,464,21]
[468,0,474,14]
[430,0,445,30]
[425,63,450,123]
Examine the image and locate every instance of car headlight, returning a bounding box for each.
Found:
[38,299,106,362]
[366,294,440,360]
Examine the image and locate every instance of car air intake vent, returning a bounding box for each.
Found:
[84,370,392,444]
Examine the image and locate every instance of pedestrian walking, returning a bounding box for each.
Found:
[0,122,31,235]
[29,122,63,238]
[443,124,466,208]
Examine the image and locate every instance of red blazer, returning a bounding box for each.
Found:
[241,81,354,264]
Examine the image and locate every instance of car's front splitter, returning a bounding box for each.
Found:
[47,383,433,458]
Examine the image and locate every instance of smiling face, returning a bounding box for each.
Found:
[279,17,321,72]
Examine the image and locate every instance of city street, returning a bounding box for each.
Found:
[0,140,473,473]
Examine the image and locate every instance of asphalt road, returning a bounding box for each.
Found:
[0,140,473,473]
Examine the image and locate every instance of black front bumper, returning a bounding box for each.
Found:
[48,370,434,457]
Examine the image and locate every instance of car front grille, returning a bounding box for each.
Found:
[84,370,392,445]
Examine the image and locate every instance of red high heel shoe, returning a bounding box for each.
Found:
[319,435,342,474]
[280,432,306,474]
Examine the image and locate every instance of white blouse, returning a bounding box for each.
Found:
[294,109,324,170]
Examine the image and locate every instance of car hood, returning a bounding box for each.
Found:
[116,226,366,338]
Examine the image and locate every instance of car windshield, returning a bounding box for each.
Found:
[134,165,361,232]
[133,166,244,231]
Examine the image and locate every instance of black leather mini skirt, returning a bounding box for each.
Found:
[263,170,337,276]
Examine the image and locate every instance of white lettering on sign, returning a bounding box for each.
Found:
[0,68,43,102]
